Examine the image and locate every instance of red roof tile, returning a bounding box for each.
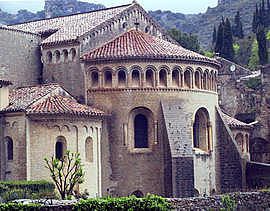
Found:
[27,95,104,116]
[2,84,104,117]
[83,29,220,66]
[221,112,252,129]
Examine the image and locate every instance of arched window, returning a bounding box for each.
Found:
[195,71,201,89]
[172,69,180,87]
[91,72,99,88]
[131,190,144,198]
[131,69,140,87]
[159,69,167,87]
[85,137,93,162]
[134,114,148,148]
[104,71,112,87]
[146,69,154,87]
[235,133,244,152]
[145,26,150,33]
[5,137,13,161]
[70,48,76,61]
[118,70,126,87]
[46,51,52,63]
[203,71,208,90]
[63,49,68,62]
[193,108,211,151]
[184,70,191,88]
[54,50,60,63]
[55,137,66,160]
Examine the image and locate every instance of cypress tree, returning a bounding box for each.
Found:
[215,20,224,55]
[252,4,259,32]
[212,26,217,45]
[256,24,268,65]
[233,11,244,38]
[222,18,234,61]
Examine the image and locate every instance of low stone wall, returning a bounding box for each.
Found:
[9,191,270,210]
[169,191,270,210]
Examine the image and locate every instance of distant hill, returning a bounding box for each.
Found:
[150,0,261,48]
[0,0,261,49]
[0,0,105,25]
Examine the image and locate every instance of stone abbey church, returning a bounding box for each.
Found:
[0,1,259,198]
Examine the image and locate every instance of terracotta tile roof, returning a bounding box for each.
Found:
[8,4,132,46]
[2,84,104,117]
[0,80,13,86]
[221,112,253,129]
[27,95,104,116]
[82,29,220,66]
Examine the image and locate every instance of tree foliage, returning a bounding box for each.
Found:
[248,39,260,70]
[214,18,234,61]
[232,11,244,39]
[168,28,200,52]
[256,24,268,65]
[44,151,85,200]
[252,0,270,32]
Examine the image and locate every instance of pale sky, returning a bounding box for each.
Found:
[0,0,218,14]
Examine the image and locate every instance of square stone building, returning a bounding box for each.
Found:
[0,1,253,198]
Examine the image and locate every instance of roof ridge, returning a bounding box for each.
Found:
[8,4,132,27]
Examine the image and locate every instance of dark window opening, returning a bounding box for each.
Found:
[134,114,148,148]
[6,138,13,161]
[55,141,64,160]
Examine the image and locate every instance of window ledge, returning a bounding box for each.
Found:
[129,148,153,154]
[193,148,212,156]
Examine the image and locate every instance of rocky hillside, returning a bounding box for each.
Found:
[0,0,104,25]
[150,0,261,48]
[0,0,261,49]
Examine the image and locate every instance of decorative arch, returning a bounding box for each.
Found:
[54,50,60,63]
[4,137,13,161]
[117,69,127,87]
[55,136,67,160]
[194,69,202,89]
[63,49,68,62]
[46,51,52,63]
[184,68,192,88]
[193,108,211,151]
[159,68,167,87]
[91,71,99,88]
[203,70,209,90]
[85,137,93,163]
[104,70,112,88]
[70,48,76,61]
[130,190,144,198]
[172,68,180,87]
[131,68,141,87]
[145,68,154,87]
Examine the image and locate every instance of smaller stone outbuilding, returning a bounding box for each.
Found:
[0,83,105,197]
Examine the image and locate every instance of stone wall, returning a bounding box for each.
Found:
[85,61,219,197]
[0,28,42,88]
[215,108,245,193]
[169,191,270,210]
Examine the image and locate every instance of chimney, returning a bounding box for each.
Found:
[0,80,12,110]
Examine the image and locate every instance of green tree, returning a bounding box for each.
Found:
[212,26,217,45]
[248,39,259,70]
[44,151,85,200]
[168,28,200,52]
[215,19,224,55]
[222,18,234,61]
[256,24,268,65]
[232,11,244,39]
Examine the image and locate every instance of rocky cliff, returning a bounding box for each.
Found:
[150,0,261,48]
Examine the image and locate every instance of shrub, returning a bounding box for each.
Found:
[0,180,55,202]
[221,195,236,211]
[73,194,171,211]
[0,203,41,211]
[244,77,261,90]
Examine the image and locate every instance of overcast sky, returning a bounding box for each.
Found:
[0,0,218,14]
